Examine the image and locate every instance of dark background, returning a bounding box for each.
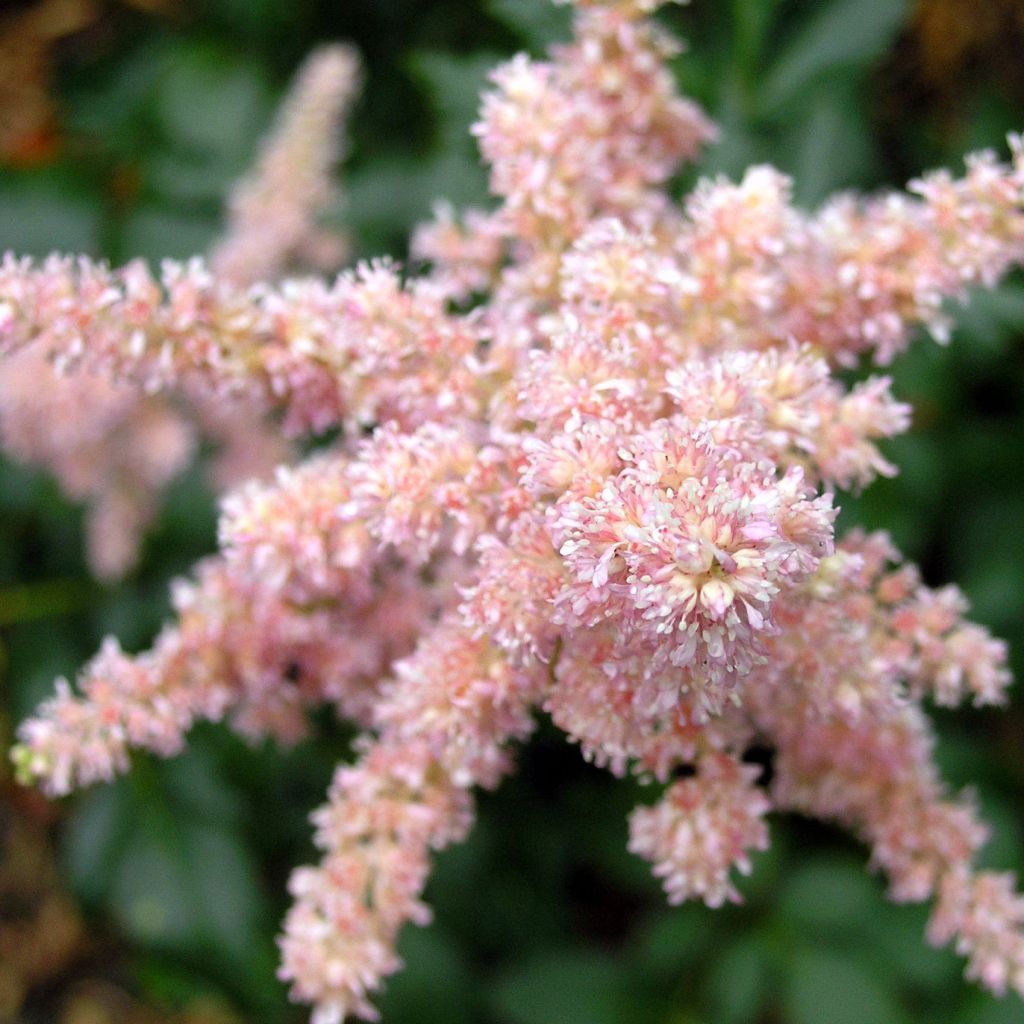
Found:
[1,1,1023,1022]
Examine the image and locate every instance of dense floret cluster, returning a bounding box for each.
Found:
[3,1,1024,1020]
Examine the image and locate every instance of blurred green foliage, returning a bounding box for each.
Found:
[1,0,1022,1022]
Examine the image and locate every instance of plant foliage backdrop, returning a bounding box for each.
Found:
[0,1,1022,1023]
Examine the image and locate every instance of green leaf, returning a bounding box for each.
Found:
[144,151,240,206]
[0,579,95,628]
[109,803,269,972]
[778,857,882,938]
[155,44,272,167]
[731,0,785,74]
[161,744,243,824]
[119,207,220,264]
[61,38,169,147]
[785,949,909,1024]
[491,949,636,1024]
[633,906,712,977]
[783,83,878,206]
[973,796,1024,875]
[346,151,490,256]
[0,178,100,256]
[863,901,962,995]
[953,283,1024,360]
[705,935,772,1023]
[411,51,502,150]
[955,993,1024,1024]
[112,818,201,946]
[6,620,86,723]
[60,751,271,978]
[762,0,910,112]
[183,821,263,963]
[486,0,573,52]
[946,494,1024,631]
[696,67,774,182]
[63,779,135,905]
[377,926,475,1024]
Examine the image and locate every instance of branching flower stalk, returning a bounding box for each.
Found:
[4,0,1024,1020]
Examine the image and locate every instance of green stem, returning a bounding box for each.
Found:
[0,579,97,626]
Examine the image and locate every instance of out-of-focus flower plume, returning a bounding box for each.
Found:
[211,44,360,285]
[0,43,360,579]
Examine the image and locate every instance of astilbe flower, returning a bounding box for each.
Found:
[4,0,1024,1020]
[0,45,358,579]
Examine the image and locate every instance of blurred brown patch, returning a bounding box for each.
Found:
[876,0,1024,162]
[58,981,242,1024]
[0,0,97,165]
[0,0,171,166]
[910,0,1024,87]
[898,0,1024,126]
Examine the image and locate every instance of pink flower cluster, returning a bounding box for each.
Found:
[4,1,1024,1020]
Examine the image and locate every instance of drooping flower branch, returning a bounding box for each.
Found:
[4,0,1024,1021]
